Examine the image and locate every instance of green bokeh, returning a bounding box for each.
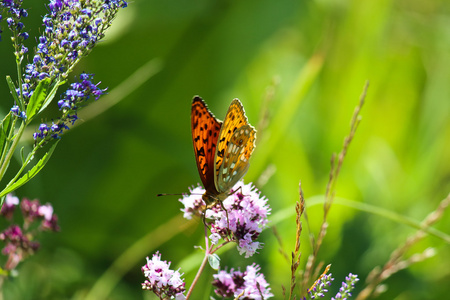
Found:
[0,0,449,299]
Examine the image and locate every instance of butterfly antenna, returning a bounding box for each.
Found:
[157,193,203,197]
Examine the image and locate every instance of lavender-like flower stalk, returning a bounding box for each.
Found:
[331,273,359,300]
[33,72,107,142]
[23,0,127,100]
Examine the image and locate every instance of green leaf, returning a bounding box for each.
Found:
[0,141,59,198]
[208,253,220,270]
[26,78,51,122]
[6,76,22,111]
[0,113,13,161]
[38,79,65,116]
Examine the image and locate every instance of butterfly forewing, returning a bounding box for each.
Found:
[215,99,249,177]
[217,124,256,192]
[191,96,222,193]
[214,99,256,193]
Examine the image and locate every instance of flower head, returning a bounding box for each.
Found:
[179,185,206,220]
[308,273,334,299]
[10,105,26,120]
[33,72,106,143]
[331,273,359,300]
[212,263,273,300]
[180,181,271,258]
[20,198,60,231]
[57,72,107,113]
[0,193,19,219]
[24,0,127,92]
[0,0,29,56]
[141,251,186,299]
[0,195,59,271]
[0,225,40,270]
[38,203,60,231]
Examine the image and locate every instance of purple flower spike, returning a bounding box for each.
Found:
[331,273,359,300]
[33,73,106,143]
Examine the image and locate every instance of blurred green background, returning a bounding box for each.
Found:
[1,0,450,299]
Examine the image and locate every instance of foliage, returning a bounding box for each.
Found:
[0,0,449,299]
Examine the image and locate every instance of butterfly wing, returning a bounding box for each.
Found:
[217,124,256,192]
[191,96,222,193]
[215,99,256,193]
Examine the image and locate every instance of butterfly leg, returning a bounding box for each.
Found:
[228,185,243,198]
[202,211,211,230]
[217,200,231,234]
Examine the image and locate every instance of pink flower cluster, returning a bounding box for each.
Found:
[180,181,271,258]
[0,194,59,270]
[141,251,186,299]
[212,263,273,299]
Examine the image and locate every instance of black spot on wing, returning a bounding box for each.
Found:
[197,147,205,157]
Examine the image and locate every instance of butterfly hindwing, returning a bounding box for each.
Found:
[217,124,256,192]
[215,99,256,193]
[215,99,249,177]
[191,96,222,193]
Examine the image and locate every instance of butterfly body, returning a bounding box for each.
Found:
[191,96,256,206]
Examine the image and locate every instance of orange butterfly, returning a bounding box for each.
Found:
[191,96,256,207]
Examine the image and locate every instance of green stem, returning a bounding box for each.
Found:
[0,117,18,176]
[185,225,212,300]
[0,275,3,300]
[4,138,44,191]
[185,251,210,300]
[16,51,24,107]
[0,121,26,182]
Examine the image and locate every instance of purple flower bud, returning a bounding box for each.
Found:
[70,40,79,48]
[80,40,89,48]
[39,124,49,133]
[51,123,60,132]
[20,32,29,40]
[68,30,77,40]
[80,73,90,80]
[20,9,28,18]
[61,39,69,47]
[39,72,49,80]
[81,9,92,17]
[68,114,78,125]
[33,55,41,64]
[48,0,63,12]
[10,106,20,115]
[43,16,52,27]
